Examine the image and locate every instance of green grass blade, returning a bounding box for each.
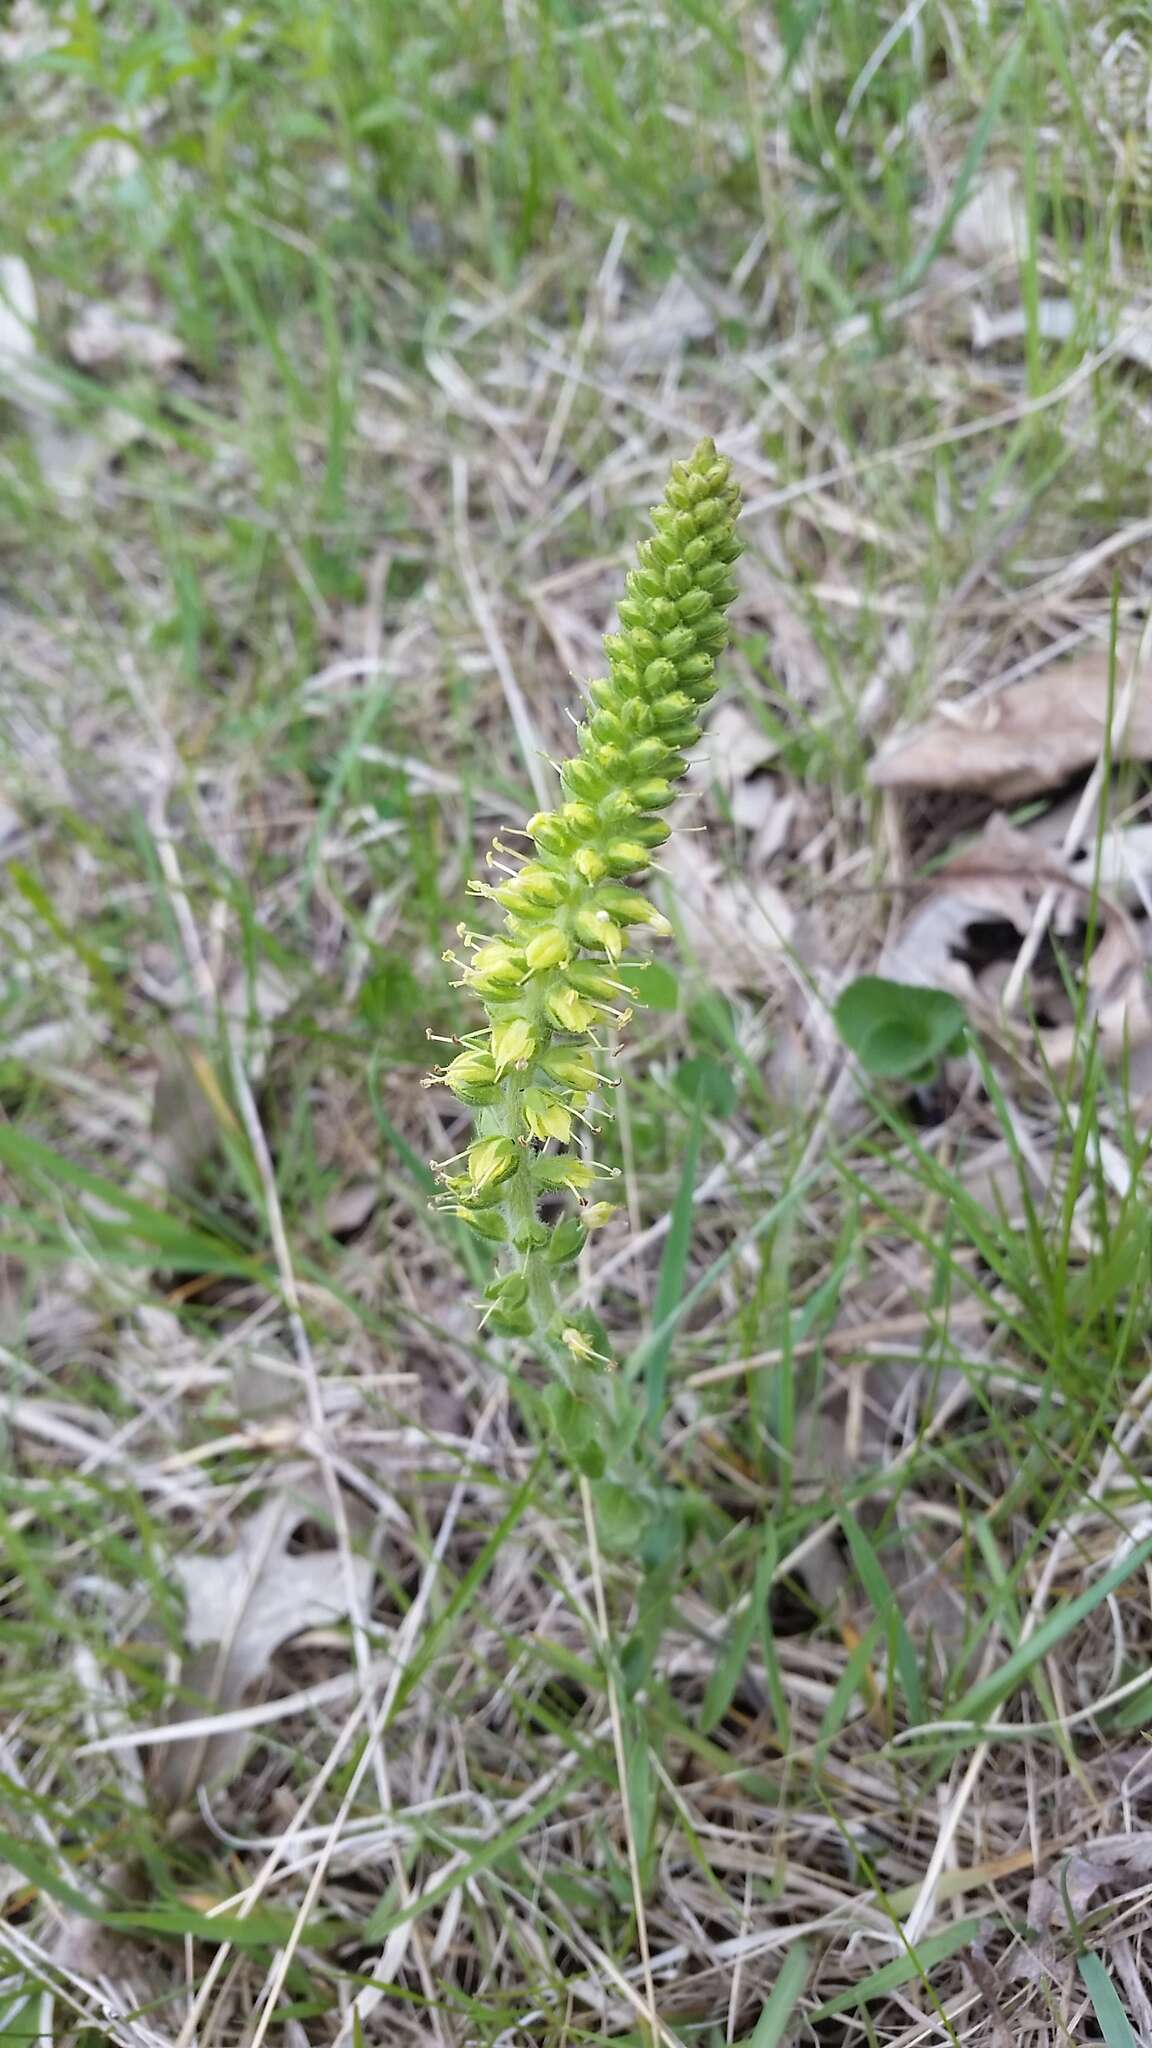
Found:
[700,1530,775,1736]
[815,1614,885,1764]
[0,1126,263,1276]
[742,1940,809,2044]
[954,1526,1152,1724]
[626,1166,818,1388]
[900,37,1024,289]
[0,1830,342,1952]
[645,1089,702,1432]
[840,1505,925,1728]
[1078,1952,1137,2047]
[810,1918,983,2020]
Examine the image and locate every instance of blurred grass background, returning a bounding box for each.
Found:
[4,3,1152,2044]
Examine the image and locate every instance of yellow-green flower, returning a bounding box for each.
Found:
[432,438,742,1352]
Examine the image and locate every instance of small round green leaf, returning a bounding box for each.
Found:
[674,1054,737,1115]
[616,960,680,1012]
[834,976,966,1079]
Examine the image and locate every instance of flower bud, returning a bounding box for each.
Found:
[573,847,607,884]
[658,720,702,751]
[467,1135,519,1193]
[627,737,670,773]
[525,926,571,972]
[527,812,571,855]
[582,1201,618,1230]
[540,1046,597,1089]
[471,940,525,978]
[523,1088,572,1144]
[566,963,620,1000]
[545,986,598,1033]
[630,778,673,810]
[692,609,727,647]
[573,907,623,961]
[589,710,628,746]
[594,887,670,931]
[626,627,660,662]
[561,758,607,801]
[489,1302,533,1336]
[456,1205,507,1242]
[604,841,651,875]
[514,1219,550,1251]
[490,1016,535,1073]
[534,1155,596,1193]
[642,657,678,692]
[651,691,694,724]
[493,866,566,911]
[629,816,672,846]
[484,1270,529,1307]
[660,625,698,661]
[599,791,639,822]
[544,1217,587,1266]
[443,1049,500,1105]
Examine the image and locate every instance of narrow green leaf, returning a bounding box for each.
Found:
[701,1535,775,1736]
[0,1126,260,1275]
[7,860,123,1015]
[387,1459,543,1718]
[645,1090,702,1431]
[303,668,396,904]
[0,1995,36,2047]
[0,1830,342,1951]
[810,1918,983,2020]
[626,1166,817,1387]
[361,1763,594,1942]
[758,1528,792,1749]
[954,1526,1152,1723]
[840,1506,925,1728]
[742,1942,809,2045]
[815,1615,885,1762]
[1079,1952,1138,2047]
[624,1713,657,1878]
[900,38,1025,290]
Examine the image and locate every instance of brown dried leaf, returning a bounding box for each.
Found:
[67,301,184,375]
[149,1038,233,1192]
[951,165,1027,265]
[870,646,1152,801]
[664,832,795,992]
[879,818,1075,1004]
[324,1178,380,1238]
[666,702,808,992]
[155,1489,373,1802]
[878,817,1152,1074]
[1015,1834,1152,1981]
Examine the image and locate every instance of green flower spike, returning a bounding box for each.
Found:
[430,439,742,1445]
